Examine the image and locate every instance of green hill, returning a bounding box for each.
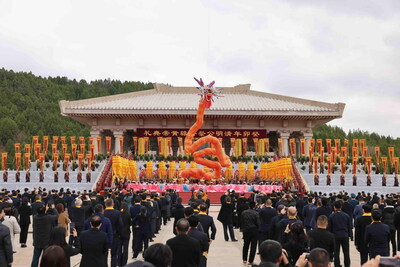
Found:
[0,68,152,153]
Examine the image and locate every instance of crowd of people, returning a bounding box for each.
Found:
[0,186,399,266]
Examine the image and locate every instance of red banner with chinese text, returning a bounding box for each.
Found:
[327,156,332,175]
[313,156,319,175]
[61,136,66,145]
[133,137,138,155]
[362,146,368,158]
[352,157,358,175]
[105,137,111,155]
[289,139,295,156]
[15,153,21,170]
[119,136,124,153]
[300,139,305,156]
[24,153,30,170]
[70,136,76,144]
[340,157,346,175]
[52,144,57,156]
[374,147,380,164]
[97,137,102,154]
[1,152,7,171]
[394,157,399,175]
[366,157,372,175]
[25,144,30,154]
[382,157,388,174]
[45,139,52,156]
[53,136,59,145]
[331,147,337,163]
[326,139,332,154]
[72,144,77,160]
[14,143,20,154]
[317,139,322,153]
[264,138,269,154]
[136,128,267,138]
[334,139,340,154]
[278,138,283,156]
[310,139,315,153]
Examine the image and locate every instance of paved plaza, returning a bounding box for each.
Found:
[9,205,375,267]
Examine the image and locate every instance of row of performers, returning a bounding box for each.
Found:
[313,174,399,187]
[2,170,92,183]
[130,177,291,187]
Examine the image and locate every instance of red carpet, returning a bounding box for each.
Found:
[178,192,253,204]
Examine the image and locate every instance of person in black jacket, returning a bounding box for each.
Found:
[166,218,201,267]
[354,203,372,265]
[241,201,260,265]
[119,202,131,266]
[79,215,108,267]
[365,208,391,259]
[48,226,80,267]
[197,204,217,242]
[171,197,185,235]
[133,206,152,259]
[382,199,397,256]
[104,198,123,267]
[187,215,209,267]
[0,207,13,267]
[31,205,58,267]
[307,215,335,261]
[328,200,352,267]
[258,199,277,247]
[217,196,237,241]
[18,197,31,248]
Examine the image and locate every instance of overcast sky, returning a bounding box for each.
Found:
[1,0,400,137]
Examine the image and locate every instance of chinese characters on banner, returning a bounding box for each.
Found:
[136,128,267,138]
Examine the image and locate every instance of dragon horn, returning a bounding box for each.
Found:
[194,77,204,87]
[207,81,215,87]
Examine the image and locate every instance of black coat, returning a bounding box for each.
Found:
[120,212,131,240]
[166,234,201,267]
[365,222,390,258]
[188,228,209,252]
[33,212,58,248]
[198,213,217,240]
[0,223,13,267]
[355,214,372,254]
[217,202,234,225]
[307,228,335,260]
[18,204,32,226]
[79,228,108,267]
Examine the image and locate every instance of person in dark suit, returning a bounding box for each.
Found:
[3,171,8,182]
[307,215,335,261]
[354,203,372,264]
[31,205,58,267]
[302,198,317,232]
[0,207,13,267]
[86,171,91,183]
[18,197,32,248]
[132,206,152,259]
[217,196,237,241]
[119,202,131,267]
[258,199,277,247]
[130,197,142,255]
[328,200,352,267]
[166,218,201,267]
[104,198,123,267]
[83,204,113,249]
[77,171,82,183]
[198,204,217,242]
[79,215,108,267]
[365,209,391,259]
[188,215,209,267]
[171,197,185,235]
